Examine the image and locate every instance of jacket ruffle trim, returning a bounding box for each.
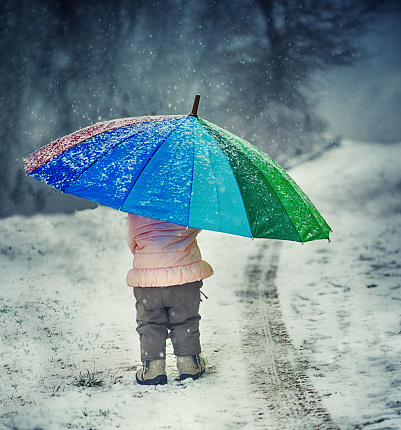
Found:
[126,261,214,287]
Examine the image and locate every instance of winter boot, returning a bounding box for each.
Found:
[136,359,167,385]
[177,355,205,381]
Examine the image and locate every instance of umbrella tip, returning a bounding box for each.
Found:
[190,94,201,117]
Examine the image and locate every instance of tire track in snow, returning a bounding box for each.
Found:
[237,241,339,429]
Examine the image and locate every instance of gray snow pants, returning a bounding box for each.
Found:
[133,280,202,361]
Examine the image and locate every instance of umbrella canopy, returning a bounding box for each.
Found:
[23,95,331,242]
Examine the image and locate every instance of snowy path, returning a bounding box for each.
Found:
[240,241,337,429]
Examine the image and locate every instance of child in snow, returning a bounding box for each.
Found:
[126,213,214,385]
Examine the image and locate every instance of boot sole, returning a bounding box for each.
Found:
[179,368,205,381]
[136,374,167,386]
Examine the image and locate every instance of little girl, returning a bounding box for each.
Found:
[126,213,214,385]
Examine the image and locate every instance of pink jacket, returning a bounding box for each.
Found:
[126,214,214,287]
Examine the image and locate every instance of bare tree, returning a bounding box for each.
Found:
[250,0,384,155]
[0,0,146,216]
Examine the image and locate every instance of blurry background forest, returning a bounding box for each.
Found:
[1,0,400,217]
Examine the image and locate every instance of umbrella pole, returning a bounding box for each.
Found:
[190,94,201,117]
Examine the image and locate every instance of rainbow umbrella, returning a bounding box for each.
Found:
[23,95,331,242]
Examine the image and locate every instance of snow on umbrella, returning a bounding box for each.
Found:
[23,95,331,242]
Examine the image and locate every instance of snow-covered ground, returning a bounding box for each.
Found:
[1,139,400,429]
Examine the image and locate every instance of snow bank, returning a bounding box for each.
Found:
[277,139,401,429]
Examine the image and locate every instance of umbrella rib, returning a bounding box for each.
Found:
[187,128,196,228]
[120,116,188,211]
[283,174,332,239]
[252,159,303,241]
[205,140,223,233]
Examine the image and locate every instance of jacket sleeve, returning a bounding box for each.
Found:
[127,216,137,254]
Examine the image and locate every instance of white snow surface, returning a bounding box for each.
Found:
[1,139,400,429]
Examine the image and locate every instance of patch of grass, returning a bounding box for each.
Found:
[72,370,104,388]
[82,408,112,418]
